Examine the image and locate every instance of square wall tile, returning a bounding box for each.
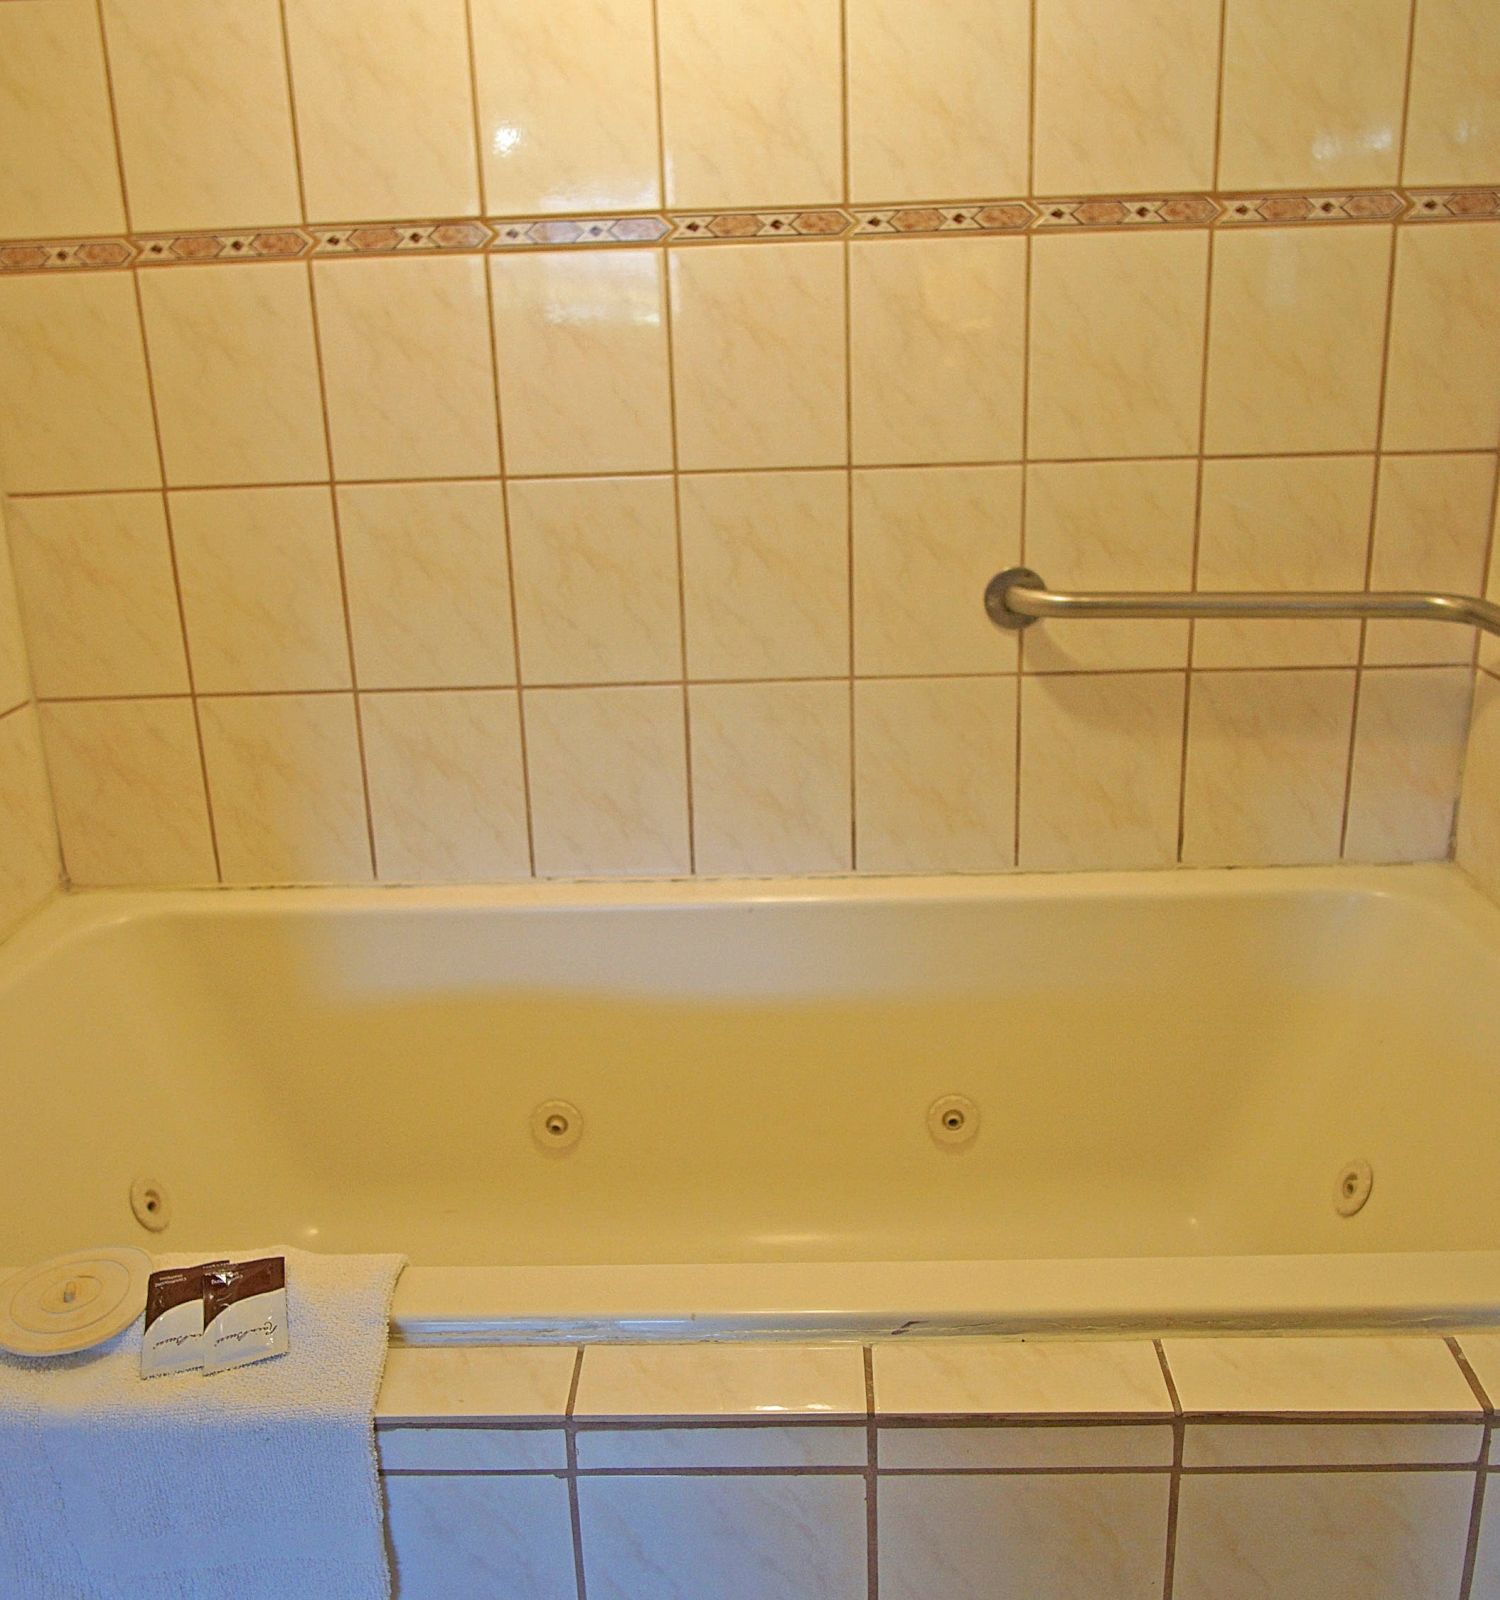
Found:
[1217,0,1410,189]
[670,243,846,471]
[7,494,188,699]
[579,1475,867,1600]
[1459,672,1500,903]
[680,470,848,680]
[657,0,842,209]
[874,1338,1172,1417]
[362,690,530,882]
[575,1343,867,1419]
[854,678,1016,873]
[100,0,302,233]
[689,681,851,876]
[282,0,479,221]
[470,0,660,213]
[1403,0,1500,185]
[579,1426,866,1471]
[508,476,681,684]
[491,249,673,476]
[1345,668,1471,862]
[1182,1421,1482,1469]
[379,1424,564,1473]
[1018,672,1185,871]
[1022,460,1197,672]
[879,1423,1172,1471]
[313,256,500,482]
[338,480,515,690]
[0,0,124,238]
[200,693,372,884]
[0,274,160,495]
[377,1344,577,1420]
[139,263,328,488]
[846,0,1030,202]
[1205,227,1392,455]
[525,685,689,877]
[170,487,350,694]
[1173,1471,1473,1600]
[880,1473,1171,1600]
[852,466,1022,675]
[1195,456,1373,669]
[850,236,1025,466]
[1182,669,1356,866]
[1033,0,1221,193]
[1028,231,1209,460]
[1383,223,1500,452]
[41,698,216,886]
[0,709,61,933]
[1366,454,1495,664]
[385,1475,577,1600]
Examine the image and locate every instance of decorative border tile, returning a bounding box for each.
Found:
[1,187,1496,275]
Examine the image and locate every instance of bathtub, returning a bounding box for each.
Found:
[3,863,1499,1344]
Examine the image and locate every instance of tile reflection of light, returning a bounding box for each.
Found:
[492,125,521,157]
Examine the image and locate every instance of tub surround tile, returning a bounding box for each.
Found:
[379,1425,565,1473]
[0,708,61,933]
[846,0,1030,203]
[170,487,351,695]
[6,494,189,700]
[878,1423,1173,1471]
[0,274,160,495]
[1403,0,1500,186]
[688,681,852,876]
[99,0,302,235]
[199,693,372,884]
[0,0,125,240]
[1455,1333,1500,1410]
[1182,1420,1484,1469]
[577,1426,867,1471]
[138,263,328,488]
[40,698,215,886]
[0,540,28,716]
[1476,1495,1500,1599]
[574,1343,866,1420]
[378,1345,576,1422]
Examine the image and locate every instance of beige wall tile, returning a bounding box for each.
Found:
[657,0,842,209]
[362,690,529,882]
[1195,456,1373,668]
[338,481,515,690]
[1018,672,1185,870]
[669,243,846,471]
[578,1426,864,1471]
[0,707,60,934]
[846,0,1030,202]
[41,698,215,886]
[1205,227,1392,455]
[853,466,1021,676]
[1217,0,1410,190]
[313,256,500,481]
[139,263,328,488]
[576,1343,866,1419]
[881,1424,1173,1472]
[470,0,660,213]
[0,274,160,495]
[689,680,851,875]
[1182,669,1356,866]
[1028,231,1209,460]
[491,250,672,476]
[0,0,124,239]
[1382,223,1500,452]
[1345,667,1471,862]
[854,678,1016,872]
[100,0,301,233]
[378,1345,578,1420]
[0,522,29,714]
[170,487,350,694]
[1023,460,1198,671]
[525,685,689,876]
[509,476,681,684]
[7,493,187,699]
[680,470,848,680]
[381,1424,565,1473]
[200,693,371,884]
[282,0,478,221]
[1458,671,1500,903]
[850,236,1026,466]
[875,1339,1172,1416]
[1367,453,1494,665]
[1404,0,1500,185]
[1033,0,1221,193]
[1184,1420,1482,1469]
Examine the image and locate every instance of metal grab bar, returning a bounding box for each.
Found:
[985,566,1500,639]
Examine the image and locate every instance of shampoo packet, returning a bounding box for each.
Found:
[140,1260,227,1379]
[201,1256,289,1375]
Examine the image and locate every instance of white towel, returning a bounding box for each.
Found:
[0,1246,405,1600]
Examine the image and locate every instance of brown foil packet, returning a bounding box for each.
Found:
[140,1259,228,1379]
[201,1256,290,1375]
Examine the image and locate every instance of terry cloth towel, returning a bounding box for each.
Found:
[0,1246,405,1600]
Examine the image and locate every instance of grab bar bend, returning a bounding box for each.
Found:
[985,567,1500,639]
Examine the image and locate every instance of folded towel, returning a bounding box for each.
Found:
[0,1247,405,1600]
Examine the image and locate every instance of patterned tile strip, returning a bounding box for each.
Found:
[2,188,1497,275]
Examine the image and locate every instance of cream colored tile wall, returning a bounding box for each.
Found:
[0,0,1496,887]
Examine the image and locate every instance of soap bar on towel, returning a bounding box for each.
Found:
[0,1246,405,1600]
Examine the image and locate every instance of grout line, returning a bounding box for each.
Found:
[1394,0,1421,193]
[1208,0,1229,193]
[1014,231,1034,866]
[1459,1462,1490,1600]
[1155,1340,1183,1600]
[1025,0,1038,197]
[565,1348,588,1600]
[843,236,857,869]
[838,0,851,209]
[274,0,310,225]
[90,0,134,234]
[863,1347,878,1600]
